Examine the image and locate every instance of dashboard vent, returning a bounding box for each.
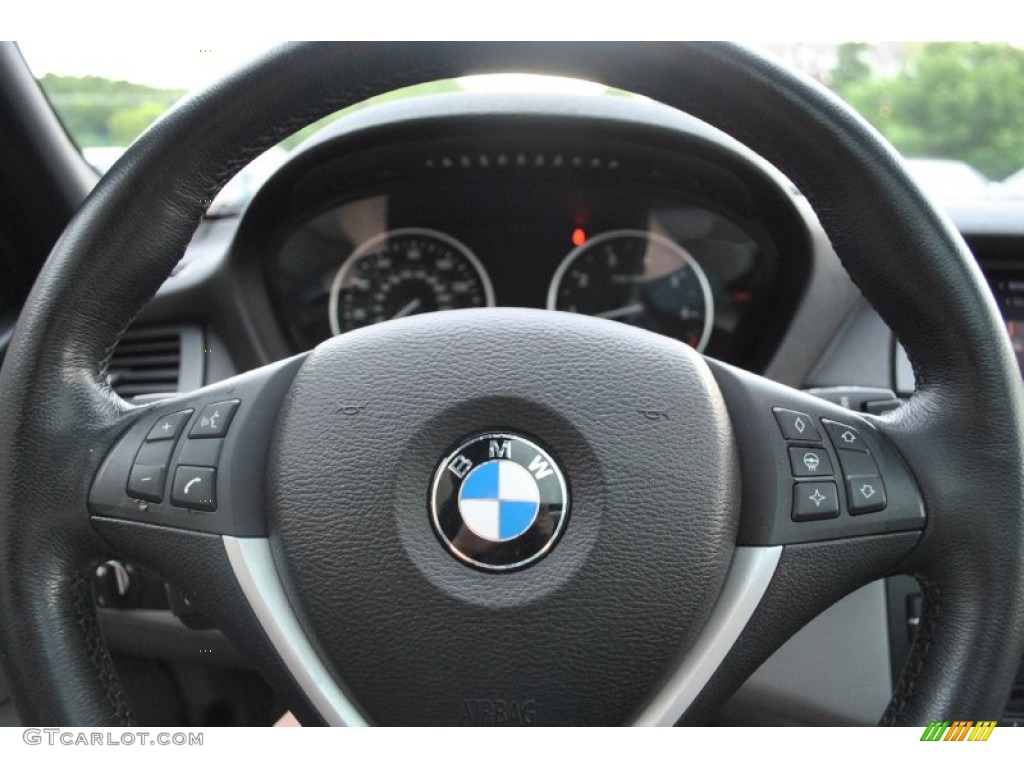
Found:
[106,325,205,399]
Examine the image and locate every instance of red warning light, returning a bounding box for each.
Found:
[571,227,587,247]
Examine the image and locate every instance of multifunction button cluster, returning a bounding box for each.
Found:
[773,408,887,523]
[126,400,240,513]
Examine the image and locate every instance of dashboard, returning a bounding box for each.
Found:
[988,265,1024,371]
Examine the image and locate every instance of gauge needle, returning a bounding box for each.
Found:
[391,298,422,319]
[596,303,645,320]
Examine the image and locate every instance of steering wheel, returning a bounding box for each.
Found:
[1,42,1022,727]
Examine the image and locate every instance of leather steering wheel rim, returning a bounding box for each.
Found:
[1,42,1022,726]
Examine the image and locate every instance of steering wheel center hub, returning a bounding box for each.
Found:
[265,308,739,724]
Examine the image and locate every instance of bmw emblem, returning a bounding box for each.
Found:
[430,432,569,571]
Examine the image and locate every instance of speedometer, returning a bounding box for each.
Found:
[328,228,494,335]
[547,229,714,351]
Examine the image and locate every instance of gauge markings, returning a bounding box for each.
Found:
[547,229,714,351]
[328,228,494,335]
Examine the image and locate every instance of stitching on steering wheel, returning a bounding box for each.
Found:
[95,71,445,391]
[653,47,935,395]
[881,576,940,724]
[193,66,450,207]
[71,573,134,725]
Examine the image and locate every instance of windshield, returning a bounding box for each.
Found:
[820,42,1024,197]
[19,42,1024,206]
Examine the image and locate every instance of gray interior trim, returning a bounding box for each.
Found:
[226,536,780,726]
[763,196,863,389]
[635,545,783,726]
[804,300,895,391]
[716,580,892,725]
[223,536,369,726]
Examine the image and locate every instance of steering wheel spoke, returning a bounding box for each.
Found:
[89,354,304,536]
[85,354,331,724]
[635,359,924,723]
[677,528,923,724]
[708,359,926,547]
[90,514,331,726]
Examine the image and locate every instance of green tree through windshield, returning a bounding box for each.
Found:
[831,42,1024,180]
[38,72,462,154]
[32,43,1024,185]
[40,74,186,147]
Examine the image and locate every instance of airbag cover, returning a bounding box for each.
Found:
[267,308,738,724]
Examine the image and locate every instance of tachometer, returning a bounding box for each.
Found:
[547,229,714,350]
[328,228,494,335]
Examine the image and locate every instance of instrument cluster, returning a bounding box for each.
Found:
[269,176,794,366]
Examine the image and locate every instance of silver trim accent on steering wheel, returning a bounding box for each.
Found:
[225,536,780,726]
[634,545,782,725]
[224,536,369,726]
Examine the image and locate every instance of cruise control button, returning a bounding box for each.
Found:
[171,466,217,511]
[792,481,840,521]
[823,419,868,452]
[190,400,240,439]
[847,474,887,514]
[145,410,193,442]
[774,408,821,441]
[127,464,166,503]
[789,446,834,477]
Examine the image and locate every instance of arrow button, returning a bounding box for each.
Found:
[774,408,821,442]
[846,474,886,515]
[822,420,868,453]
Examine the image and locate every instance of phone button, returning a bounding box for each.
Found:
[171,466,217,511]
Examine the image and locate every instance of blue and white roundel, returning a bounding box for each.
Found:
[458,460,540,541]
[431,431,569,571]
